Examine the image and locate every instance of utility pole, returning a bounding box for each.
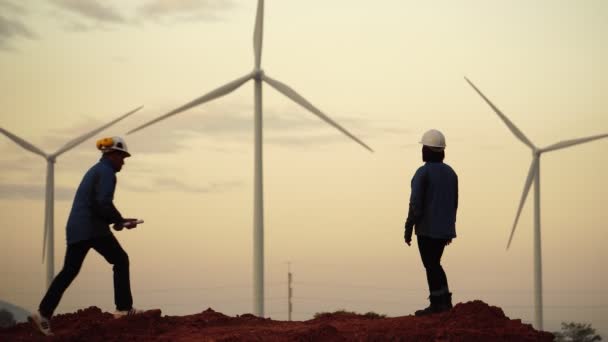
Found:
[288,262,293,321]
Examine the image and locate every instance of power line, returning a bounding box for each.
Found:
[292,282,608,295]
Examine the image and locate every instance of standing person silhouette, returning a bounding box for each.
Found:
[29,136,143,336]
[404,129,458,316]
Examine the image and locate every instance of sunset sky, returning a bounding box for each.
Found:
[1,0,607,335]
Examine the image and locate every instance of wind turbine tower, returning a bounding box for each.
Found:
[465,77,607,330]
[128,0,372,317]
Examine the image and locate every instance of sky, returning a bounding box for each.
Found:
[1,0,607,336]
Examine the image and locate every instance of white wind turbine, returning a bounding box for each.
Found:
[465,77,608,330]
[1,106,143,289]
[127,0,373,317]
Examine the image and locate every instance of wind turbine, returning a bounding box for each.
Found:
[1,105,143,289]
[127,0,373,317]
[465,77,608,330]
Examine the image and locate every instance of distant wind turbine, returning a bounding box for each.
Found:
[465,77,607,330]
[127,0,373,317]
[1,106,143,289]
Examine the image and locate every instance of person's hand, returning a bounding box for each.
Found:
[404,230,412,246]
[113,218,139,231]
[445,239,452,246]
[404,225,413,246]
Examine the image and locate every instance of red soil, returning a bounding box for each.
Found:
[0,300,554,341]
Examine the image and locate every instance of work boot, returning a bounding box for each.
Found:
[414,295,443,316]
[28,311,53,336]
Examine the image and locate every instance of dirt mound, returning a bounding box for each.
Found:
[0,300,553,341]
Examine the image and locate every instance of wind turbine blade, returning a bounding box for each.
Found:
[0,128,47,158]
[464,77,535,150]
[507,157,539,249]
[253,0,264,69]
[263,74,374,152]
[128,73,253,135]
[541,133,608,153]
[55,106,143,156]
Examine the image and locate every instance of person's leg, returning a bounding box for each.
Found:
[419,236,449,294]
[91,235,133,311]
[431,239,448,296]
[423,237,453,310]
[437,239,453,308]
[418,236,441,293]
[39,241,91,317]
[416,236,449,315]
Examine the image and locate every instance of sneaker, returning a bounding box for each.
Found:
[414,295,445,317]
[113,307,145,318]
[28,311,53,336]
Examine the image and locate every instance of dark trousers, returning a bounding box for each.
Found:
[39,234,132,317]
[417,235,449,295]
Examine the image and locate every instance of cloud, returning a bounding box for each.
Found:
[122,178,243,194]
[46,0,236,30]
[2,114,133,156]
[0,178,238,200]
[61,20,92,33]
[156,177,242,193]
[0,15,36,50]
[0,156,46,174]
[1,101,385,160]
[264,133,356,148]
[126,104,378,153]
[0,183,74,201]
[138,0,236,21]
[50,0,125,24]
[0,1,27,15]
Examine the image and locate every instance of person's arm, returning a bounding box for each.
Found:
[446,172,458,246]
[93,169,124,224]
[455,173,459,212]
[404,168,426,244]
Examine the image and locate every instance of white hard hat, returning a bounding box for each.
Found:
[96,136,131,157]
[419,129,446,150]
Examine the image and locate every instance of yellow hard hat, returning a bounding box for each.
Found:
[96,136,131,157]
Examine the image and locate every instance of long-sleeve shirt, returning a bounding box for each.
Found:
[404,161,458,240]
[66,158,124,244]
